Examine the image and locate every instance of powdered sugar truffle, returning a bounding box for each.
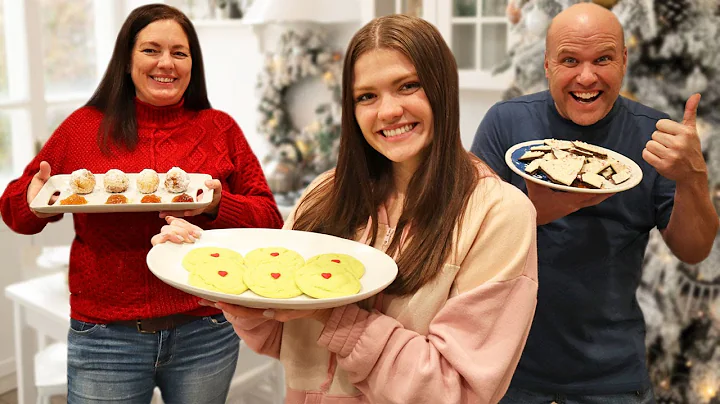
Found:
[164,167,190,193]
[136,169,159,194]
[103,169,129,193]
[69,169,96,194]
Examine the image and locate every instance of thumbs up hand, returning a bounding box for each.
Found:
[642,93,707,183]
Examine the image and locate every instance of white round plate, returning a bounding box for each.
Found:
[504,140,643,194]
[147,228,398,309]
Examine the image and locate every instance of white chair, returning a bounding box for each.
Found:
[33,342,67,404]
[33,247,70,404]
[226,342,285,404]
[32,341,163,404]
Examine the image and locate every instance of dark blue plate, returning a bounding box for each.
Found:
[503,140,643,194]
[508,142,551,183]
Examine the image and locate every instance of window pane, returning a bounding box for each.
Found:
[46,104,78,141]
[482,0,506,17]
[401,0,423,17]
[0,110,12,180]
[452,24,476,69]
[0,1,8,99]
[454,0,477,17]
[481,23,507,70]
[40,0,97,97]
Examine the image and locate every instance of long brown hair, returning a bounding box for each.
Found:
[86,4,211,154]
[293,15,487,295]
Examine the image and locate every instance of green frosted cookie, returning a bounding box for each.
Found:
[189,263,248,295]
[182,247,245,273]
[305,253,365,279]
[244,247,305,271]
[243,262,302,298]
[295,262,362,299]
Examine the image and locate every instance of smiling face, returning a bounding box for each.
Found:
[545,5,627,126]
[130,19,191,107]
[352,48,434,174]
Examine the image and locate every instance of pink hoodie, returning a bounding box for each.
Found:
[234,172,538,404]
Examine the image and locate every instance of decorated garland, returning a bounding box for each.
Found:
[256,29,343,177]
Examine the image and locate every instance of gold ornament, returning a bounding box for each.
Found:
[628,35,638,49]
[295,139,310,157]
[305,120,321,135]
[698,382,718,402]
[592,0,620,8]
[507,3,522,24]
[620,90,638,101]
[712,184,720,215]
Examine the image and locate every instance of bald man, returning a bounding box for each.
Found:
[471,3,716,403]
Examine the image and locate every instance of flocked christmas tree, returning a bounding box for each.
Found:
[496,0,720,402]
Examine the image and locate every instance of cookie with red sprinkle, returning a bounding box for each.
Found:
[189,263,248,294]
[305,253,365,279]
[243,262,302,298]
[181,247,245,273]
[244,247,304,271]
[294,262,361,299]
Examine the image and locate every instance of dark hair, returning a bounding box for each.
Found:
[292,15,487,295]
[86,4,211,153]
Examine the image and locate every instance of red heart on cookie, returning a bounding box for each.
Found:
[322,273,332,279]
[331,259,341,263]
[271,273,281,279]
[218,271,228,277]
[270,252,279,257]
[210,253,220,257]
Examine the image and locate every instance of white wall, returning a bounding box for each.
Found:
[195,21,503,160]
[195,21,362,162]
[194,22,266,156]
[460,89,504,149]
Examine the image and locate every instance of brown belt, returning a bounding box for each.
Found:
[113,314,200,334]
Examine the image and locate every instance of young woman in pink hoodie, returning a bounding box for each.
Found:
[154,14,539,404]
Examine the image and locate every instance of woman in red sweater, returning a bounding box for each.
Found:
[0,4,282,403]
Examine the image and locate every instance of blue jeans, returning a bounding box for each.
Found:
[67,314,239,404]
[499,386,656,404]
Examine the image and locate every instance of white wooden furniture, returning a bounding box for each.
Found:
[5,272,70,404]
[33,341,67,404]
[5,269,285,404]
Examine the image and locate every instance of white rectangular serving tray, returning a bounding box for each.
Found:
[29,173,213,214]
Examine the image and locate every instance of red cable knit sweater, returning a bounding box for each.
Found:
[0,99,283,322]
